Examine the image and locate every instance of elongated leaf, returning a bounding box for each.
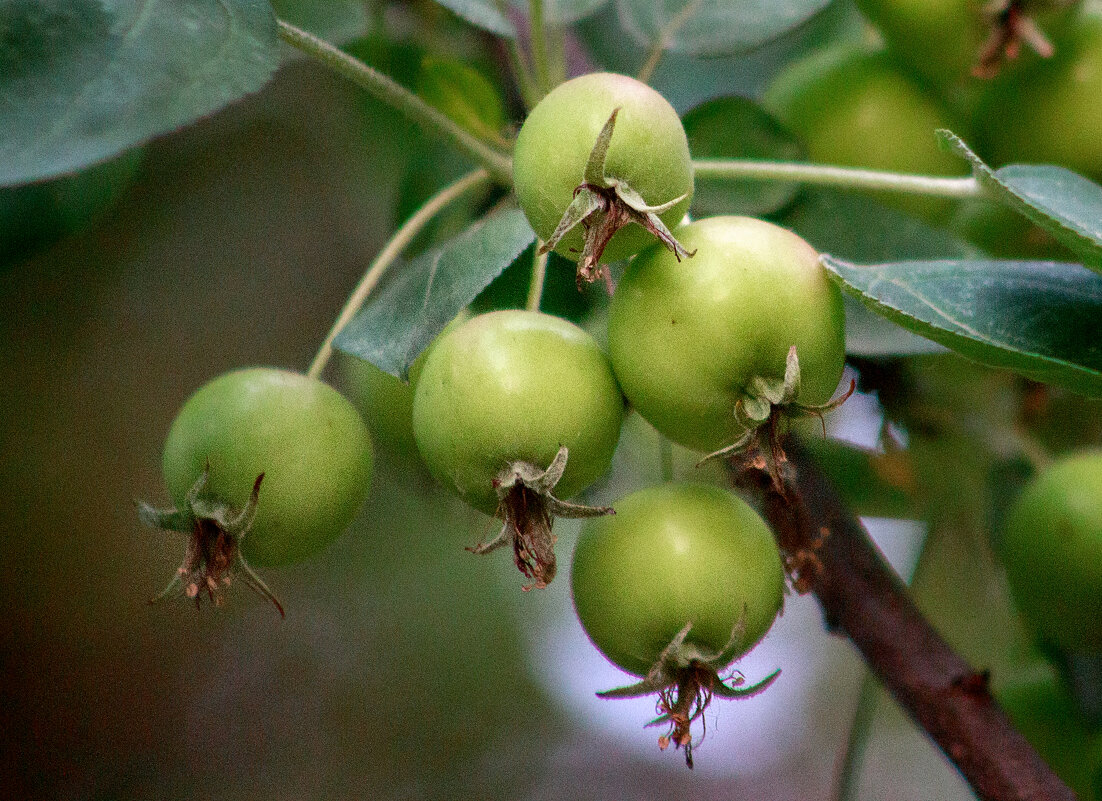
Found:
[822,256,1102,396]
[940,131,1102,272]
[683,96,803,217]
[0,0,278,187]
[431,0,516,37]
[335,209,537,378]
[615,0,831,57]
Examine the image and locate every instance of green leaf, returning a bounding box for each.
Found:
[0,0,278,187]
[269,0,368,43]
[822,256,1102,396]
[430,0,516,38]
[940,131,1102,272]
[615,0,831,57]
[576,0,863,112]
[416,57,506,145]
[335,208,537,379]
[683,96,803,217]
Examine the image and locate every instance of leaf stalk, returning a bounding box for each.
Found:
[692,159,984,199]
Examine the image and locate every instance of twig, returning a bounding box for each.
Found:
[731,439,1076,801]
[525,245,548,311]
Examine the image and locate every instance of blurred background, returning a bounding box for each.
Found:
[3,0,1101,798]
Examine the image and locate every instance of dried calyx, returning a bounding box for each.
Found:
[540,108,694,291]
[597,618,780,769]
[137,467,284,617]
[468,446,612,590]
[700,346,855,495]
[973,0,1063,78]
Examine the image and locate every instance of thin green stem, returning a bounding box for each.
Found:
[495,0,539,109]
[546,23,566,88]
[834,672,879,801]
[659,437,674,483]
[692,159,984,200]
[526,246,548,312]
[277,20,513,184]
[636,39,666,85]
[636,0,702,84]
[306,169,493,380]
[529,0,550,96]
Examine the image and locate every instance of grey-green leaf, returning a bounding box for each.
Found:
[822,256,1102,396]
[537,0,609,24]
[334,209,537,379]
[940,131,1102,272]
[0,0,279,187]
[615,0,831,57]
[683,96,803,217]
[431,0,516,38]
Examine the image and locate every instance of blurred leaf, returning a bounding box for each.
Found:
[417,57,507,145]
[344,33,426,88]
[615,0,831,57]
[534,0,609,24]
[801,436,917,519]
[335,208,536,378]
[683,96,803,217]
[1,146,144,267]
[576,0,863,113]
[822,256,1102,396]
[941,131,1102,272]
[985,457,1034,552]
[342,37,487,253]
[950,199,1076,262]
[0,0,278,186]
[431,0,517,37]
[782,189,974,263]
[781,189,968,356]
[269,0,368,43]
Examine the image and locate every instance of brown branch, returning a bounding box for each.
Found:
[732,439,1075,801]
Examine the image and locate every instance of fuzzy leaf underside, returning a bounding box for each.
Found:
[334,208,536,379]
